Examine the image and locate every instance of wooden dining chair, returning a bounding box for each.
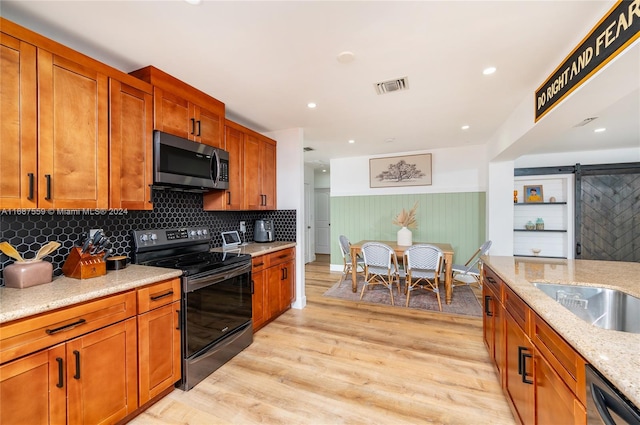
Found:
[403,244,444,310]
[360,242,403,305]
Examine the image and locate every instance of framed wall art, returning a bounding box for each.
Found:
[524,185,544,203]
[369,154,432,188]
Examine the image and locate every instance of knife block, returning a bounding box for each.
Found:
[62,247,107,279]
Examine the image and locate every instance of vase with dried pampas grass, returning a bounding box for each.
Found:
[393,202,418,246]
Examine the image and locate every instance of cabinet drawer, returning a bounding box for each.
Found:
[252,255,268,272]
[532,313,586,404]
[483,266,503,302]
[504,285,529,332]
[137,278,181,313]
[267,248,295,267]
[0,291,136,364]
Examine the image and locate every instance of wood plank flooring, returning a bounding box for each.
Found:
[130,255,515,425]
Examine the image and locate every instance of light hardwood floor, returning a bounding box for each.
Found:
[130,255,515,425]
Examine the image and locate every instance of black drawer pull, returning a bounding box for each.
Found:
[150,291,174,301]
[45,174,52,200]
[56,357,64,388]
[255,262,264,267]
[196,120,201,136]
[521,352,533,384]
[73,350,81,380]
[190,118,196,135]
[486,276,496,284]
[517,346,526,376]
[45,319,87,335]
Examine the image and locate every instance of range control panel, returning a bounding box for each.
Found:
[132,227,210,249]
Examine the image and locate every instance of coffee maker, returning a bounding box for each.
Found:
[254,219,275,243]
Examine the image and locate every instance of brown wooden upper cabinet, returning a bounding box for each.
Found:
[1,18,154,210]
[203,119,277,211]
[129,66,225,148]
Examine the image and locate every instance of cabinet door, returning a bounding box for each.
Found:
[153,87,191,139]
[138,301,181,405]
[109,79,153,210]
[194,104,223,148]
[535,349,586,425]
[203,124,244,210]
[280,261,295,311]
[38,51,108,209]
[260,137,277,210]
[243,133,262,210]
[266,265,282,320]
[67,317,138,425]
[252,268,267,331]
[505,312,534,424]
[0,33,37,209]
[0,344,66,425]
[482,285,496,359]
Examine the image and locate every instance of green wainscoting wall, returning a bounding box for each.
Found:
[330,192,486,266]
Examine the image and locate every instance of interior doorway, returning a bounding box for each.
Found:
[314,188,331,254]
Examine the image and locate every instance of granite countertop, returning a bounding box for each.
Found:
[484,255,640,408]
[210,241,296,257]
[0,265,182,324]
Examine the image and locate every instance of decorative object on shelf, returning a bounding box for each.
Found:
[525,221,535,230]
[524,185,544,203]
[549,196,557,202]
[393,201,418,246]
[514,190,518,203]
[370,154,432,188]
[531,248,541,256]
[536,218,545,230]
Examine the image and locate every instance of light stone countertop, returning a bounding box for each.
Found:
[483,255,640,408]
[210,241,296,257]
[0,265,182,324]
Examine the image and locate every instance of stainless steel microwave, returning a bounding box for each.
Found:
[153,130,229,191]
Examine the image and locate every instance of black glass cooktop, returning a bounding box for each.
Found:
[146,251,250,276]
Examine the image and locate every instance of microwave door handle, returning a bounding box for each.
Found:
[211,150,220,187]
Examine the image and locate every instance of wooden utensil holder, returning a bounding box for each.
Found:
[62,247,107,279]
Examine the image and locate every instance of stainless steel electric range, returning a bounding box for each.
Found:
[131,227,253,391]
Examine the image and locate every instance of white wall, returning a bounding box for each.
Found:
[265,127,306,310]
[515,147,640,168]
[330,144,488,197]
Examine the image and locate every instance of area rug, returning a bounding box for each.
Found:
[323,277,482,317]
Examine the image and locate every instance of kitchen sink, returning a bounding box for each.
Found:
[532,283,640,334]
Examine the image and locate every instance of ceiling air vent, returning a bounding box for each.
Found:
[303,147,314,152]
[573,117,598,127]
[375,77,409,95]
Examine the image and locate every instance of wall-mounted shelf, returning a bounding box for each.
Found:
[513,174,574,260]
[514,202,567,206]
[514,229,567,232]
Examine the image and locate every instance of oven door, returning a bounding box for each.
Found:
[182,264,252,358]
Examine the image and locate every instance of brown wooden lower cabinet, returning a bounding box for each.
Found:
[483,265,587,425]
[252,247,295,332]
[0,318,138,425]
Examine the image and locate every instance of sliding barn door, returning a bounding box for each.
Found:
[576,167,640,262]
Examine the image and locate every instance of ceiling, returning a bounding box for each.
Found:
[3,1,638,171]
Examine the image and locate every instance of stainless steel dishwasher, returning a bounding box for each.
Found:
[586,365,640,425]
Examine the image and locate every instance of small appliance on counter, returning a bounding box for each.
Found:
[254,219,275,243]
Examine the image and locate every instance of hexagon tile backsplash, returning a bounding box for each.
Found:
[0,191,296,285]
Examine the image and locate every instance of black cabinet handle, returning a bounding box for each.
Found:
[517,346,526,376]
[56,357,64,388]
[190,118,196,135]
[73,350,81,380]
[45,174,52,200]
[251,279,255,295]
[176,310,181,330]
[28,173,34,200]
[281,268,286,280]
[150,291,174,301]
[486,276,496,284]
[46,319,86,335]
[484,295,493,317]
[196,120,201,136]
[576,243,582,256]
[522,352,533,384]
[227,191,231,205]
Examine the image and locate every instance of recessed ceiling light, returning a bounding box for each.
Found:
[337,51,355,64]
[322,169,327,173]
[184,0,201,5]
[307,102,317,109]
[461,125,470,130]
[385,138,395,143]
[483,67,497,75]
[348,139,355,144]
[594,128,606,133]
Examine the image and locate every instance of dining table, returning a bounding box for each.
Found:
[350,240,456,304]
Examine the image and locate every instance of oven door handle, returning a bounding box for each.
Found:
[185,264,251,292]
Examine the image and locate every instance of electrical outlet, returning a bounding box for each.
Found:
[239,221,246,233]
